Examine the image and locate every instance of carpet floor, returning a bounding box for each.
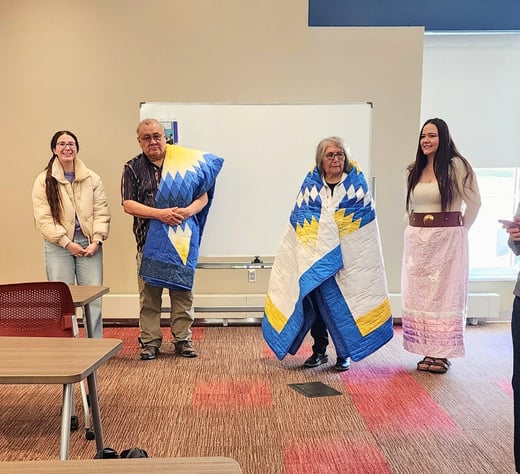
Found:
[0,322,515,473]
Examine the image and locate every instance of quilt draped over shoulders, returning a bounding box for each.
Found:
[262,164,393,361]
[140,144,223,290]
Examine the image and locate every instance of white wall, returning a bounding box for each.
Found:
[422,33,520,168]
[0,1,423,299]
[2,2,513,318]
[421,33,520,315]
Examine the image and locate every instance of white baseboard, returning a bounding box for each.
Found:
[101,293,266,320]
[101,292,501,321]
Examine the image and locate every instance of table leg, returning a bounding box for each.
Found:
[59,384,73,460]
[83,303,94,338]
[87,371,104,453]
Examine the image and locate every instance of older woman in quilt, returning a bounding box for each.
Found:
[263,136,393,371]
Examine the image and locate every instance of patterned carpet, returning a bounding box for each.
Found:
[0,323,515,473]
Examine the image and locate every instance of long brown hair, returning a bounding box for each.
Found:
[45,130,80,224]
[406,118,474,212]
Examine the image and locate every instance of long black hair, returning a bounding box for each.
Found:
[45,130,80,224]
[406,118,475,212]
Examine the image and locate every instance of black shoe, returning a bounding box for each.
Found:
[303,353,328,368]
[140,346,159,360]
[334,357,351,371]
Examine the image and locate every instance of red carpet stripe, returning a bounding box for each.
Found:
[192,380,272,408]
[283,438,392,474]
[342,365,460,434]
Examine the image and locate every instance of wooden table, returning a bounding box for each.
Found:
[0,457,242,473]
[0,337,122,460]
[68,285,109,338]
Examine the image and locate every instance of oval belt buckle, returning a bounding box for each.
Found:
[423,214,434,225]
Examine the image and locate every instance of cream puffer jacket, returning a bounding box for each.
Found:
[32,157,110,248]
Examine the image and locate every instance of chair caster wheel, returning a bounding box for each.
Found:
[85,429,95,441]
[71,415,79,431]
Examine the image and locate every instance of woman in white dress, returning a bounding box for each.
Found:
[401,118,481,373]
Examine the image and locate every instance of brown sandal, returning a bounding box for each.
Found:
[428,358,451,374]
[417,357,434,371]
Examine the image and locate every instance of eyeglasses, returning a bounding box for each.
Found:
[139,133,164,144]
[56,142,76,149]
[324,152,345,161]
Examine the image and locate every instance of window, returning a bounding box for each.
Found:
[469,168,520,280]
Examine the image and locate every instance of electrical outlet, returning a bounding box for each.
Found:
[248,269,256,283]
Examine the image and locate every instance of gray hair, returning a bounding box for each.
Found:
[136,118,165,135]
[315,136,353,175]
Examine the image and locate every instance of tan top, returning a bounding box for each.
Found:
[408,157,481,228]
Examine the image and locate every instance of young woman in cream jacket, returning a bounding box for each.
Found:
[32,130,110,337]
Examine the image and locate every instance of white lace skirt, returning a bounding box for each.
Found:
[401,225,468,358]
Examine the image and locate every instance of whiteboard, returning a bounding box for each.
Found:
[139,102,372,258]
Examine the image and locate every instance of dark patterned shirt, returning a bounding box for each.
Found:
[121,153,162,252]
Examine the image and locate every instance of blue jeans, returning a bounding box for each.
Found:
[44,236,104,338]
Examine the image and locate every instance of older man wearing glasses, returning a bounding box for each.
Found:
[122,118,223,360]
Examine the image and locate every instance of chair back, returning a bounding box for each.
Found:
[0,281,75,337]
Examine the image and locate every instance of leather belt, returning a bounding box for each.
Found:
[409,211,463,228]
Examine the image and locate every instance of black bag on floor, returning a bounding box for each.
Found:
[94,447,119,459]
[120,447,149,458]
[94,447,148,459]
